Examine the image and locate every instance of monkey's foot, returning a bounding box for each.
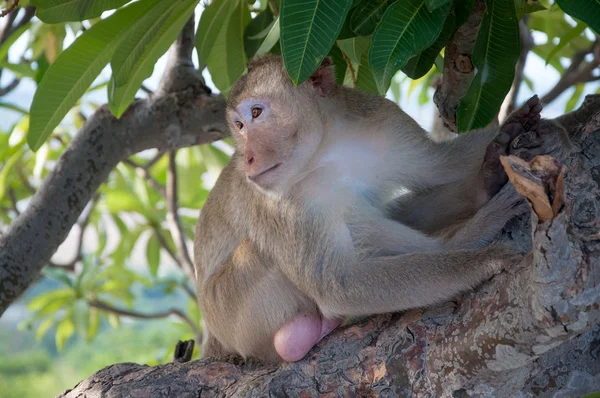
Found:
[273,313,343,362]
[502,95,542,137]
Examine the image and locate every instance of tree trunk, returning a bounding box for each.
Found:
[57,109,600,397]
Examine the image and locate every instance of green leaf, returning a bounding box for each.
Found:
[514,0,546,19]
[196,0,235,70]
[402,6,456,79]
[565,84,584,113]
[146,233,161,277]
[545,22,586,66]
[356,48,379,94]
[55,314,75,351]
[337,35,371,64]
[72,299,90,338]
[255,18,281,57]
[32,0,132,23]
[0,22,31,60]
[41,267,74,288]
[36,316,55,341]
[88,307,100,340]
[349,0,391,36]
[196,0,250,92]
[0,61,36,79]
[328,43,348,85]
[28,0,159,151]
[426,0,452,12]
[244,6,274,58]
[556,0,600,35]
[369,0,451,94]
[456,0,520,132]
[108,0,199,117]
[35,54,50,84]
[280,0,353,85]
[0,102,28,115]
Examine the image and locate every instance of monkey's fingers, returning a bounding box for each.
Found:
[499,155,566,221]
[503,95,543,136]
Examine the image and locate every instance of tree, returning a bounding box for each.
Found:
[0,0,599,396]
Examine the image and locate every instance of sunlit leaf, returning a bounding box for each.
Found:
[337,36,371,65]
[41,266,75,288]
[545,22,586,66]
[55,314,75,351]
[255,18,280,57]
[28,0,160,151]
[146,233,161,277]
[280,0,353,84]
[565,84,584,112]
[108,0,199,117]
[32,0,132,23]
[35,316,55,341]
[514,0,546,18]
[244,6,274,58]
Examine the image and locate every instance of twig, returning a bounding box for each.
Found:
[0,77,20,96]
[143,151,165,170]
[0,0,19,18]
[541,39,600,105]
[7,188,19,215]
[340,49,357,88]
[140,84,154,95]
[89,299,202,338]
[122,158,166,195]
[52,195,99,269]
[0,5,17,42]
[166,151,195,278]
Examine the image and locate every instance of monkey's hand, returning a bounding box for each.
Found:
[483,95,543,198]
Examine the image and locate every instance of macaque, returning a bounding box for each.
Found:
[193,55,545,363]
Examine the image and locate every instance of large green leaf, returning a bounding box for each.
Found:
[196,0,234,70]
[207,0,250,92]
[369,0,450,94]
[28,0,158,151]
[280,0,353,85]
[456,0,520,132]
[328,44,347,85]
[32,0,132,23]
[244,6,275,58]
[556,0,600,34]
[402,5,456,79]
[356,49,379,94]
[0,22,31,60]
[255,18,280,57]
[349,0,391,36]
[108,0,199,117]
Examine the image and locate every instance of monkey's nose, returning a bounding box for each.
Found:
[245,151,255,165]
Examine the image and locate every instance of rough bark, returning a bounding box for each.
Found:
[57,107,600,397]
[0,19,229,314]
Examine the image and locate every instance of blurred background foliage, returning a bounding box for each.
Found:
[0,0,599,396]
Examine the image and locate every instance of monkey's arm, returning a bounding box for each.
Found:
[304,245,520,318]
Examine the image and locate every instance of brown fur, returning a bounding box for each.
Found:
[194,55,534,362]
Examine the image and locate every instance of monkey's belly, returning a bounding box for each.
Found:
[273,312,342,362]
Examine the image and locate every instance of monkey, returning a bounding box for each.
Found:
[193,55,548,363]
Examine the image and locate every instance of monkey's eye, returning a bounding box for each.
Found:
[235,121,244,130]
[251,106,263,119]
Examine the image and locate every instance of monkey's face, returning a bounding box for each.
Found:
[228,94,323,194]
[227,55,333,195]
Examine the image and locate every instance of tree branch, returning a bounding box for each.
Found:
[0,15,228,315]
[541,39,600,105]
[89,299,201,338]
[166,151,195,278]
[433,0,485,132]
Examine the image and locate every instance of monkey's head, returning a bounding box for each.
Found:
[227,54,335,194]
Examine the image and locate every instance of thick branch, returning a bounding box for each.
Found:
[59,103,600,398]
[0,22,228,314]
[433,0,485,132]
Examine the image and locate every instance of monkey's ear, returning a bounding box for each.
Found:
[308,57,335,97]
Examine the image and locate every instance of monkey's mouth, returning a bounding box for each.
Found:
[249,163,282,182]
